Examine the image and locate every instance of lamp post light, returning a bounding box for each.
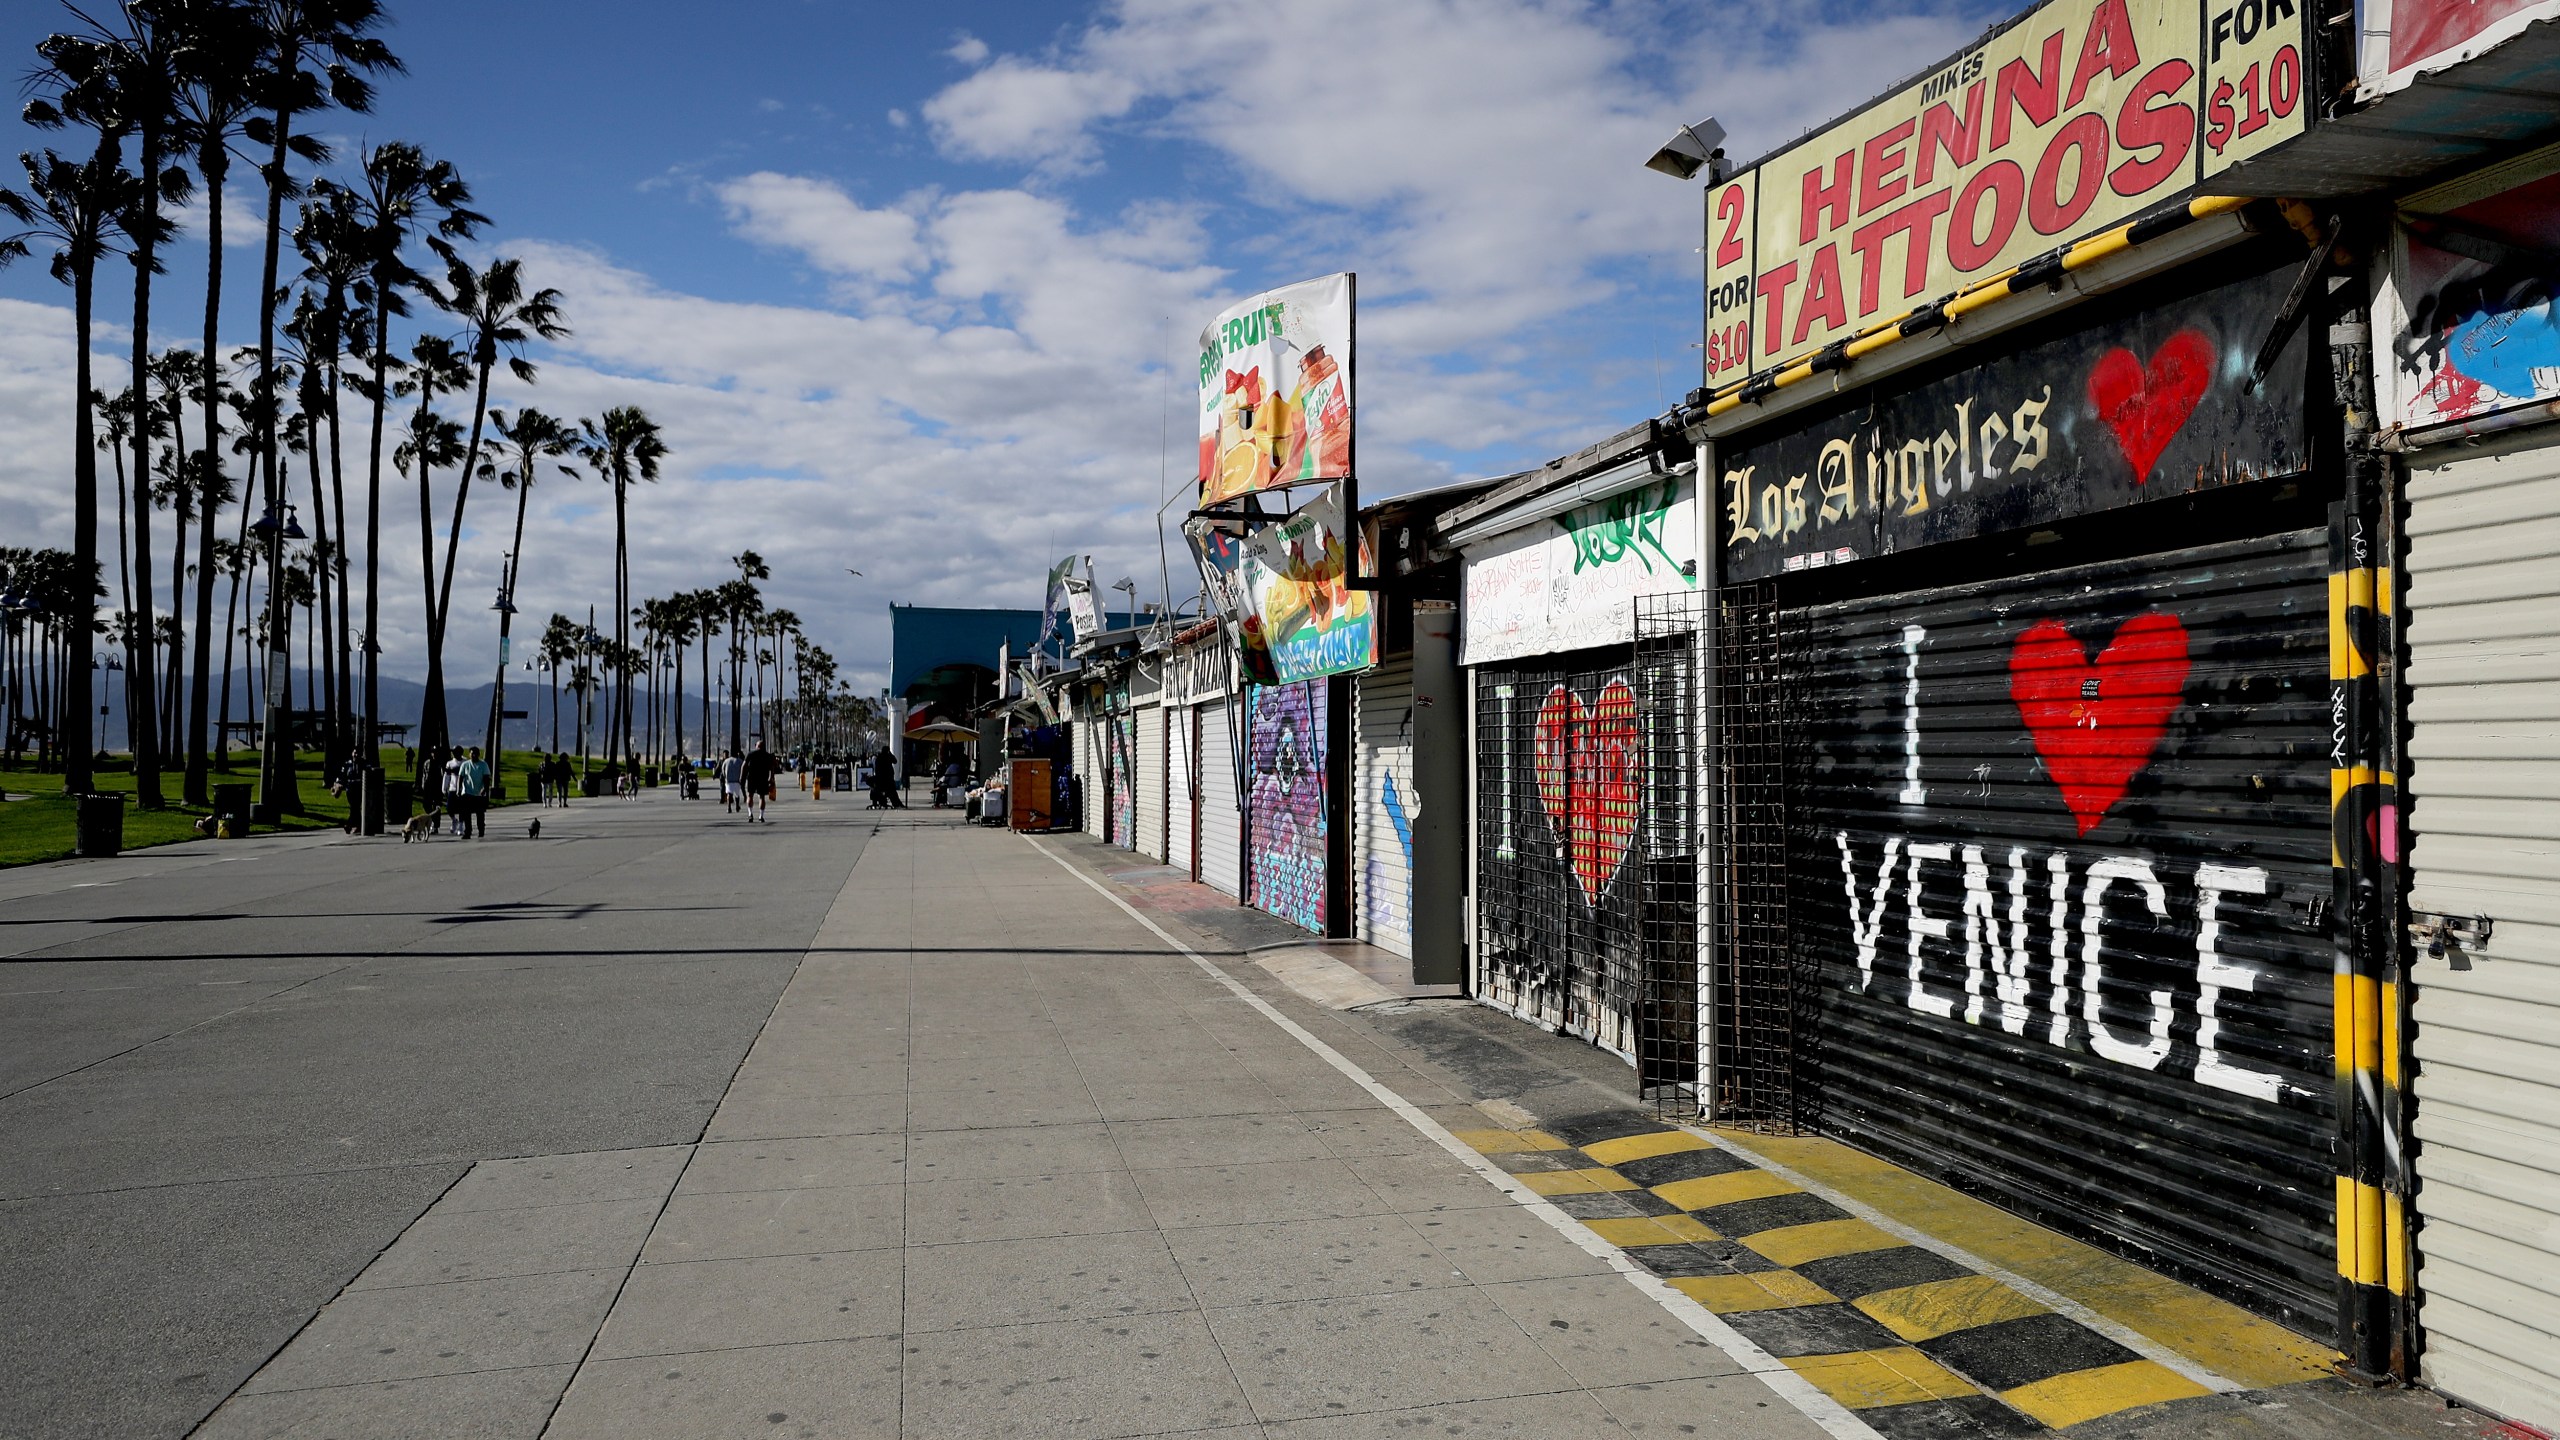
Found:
[484,559,519,783]
[92,655,121,758]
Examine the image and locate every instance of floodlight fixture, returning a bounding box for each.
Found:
[1645,117,1730,182]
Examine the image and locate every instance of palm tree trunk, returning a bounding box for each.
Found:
[215,478,254,770]
[110,433,134,753]
[252,52,302,813]
[434,363,493,684]
[362,309,394,793]
[412,386,445,759]
[66,250,98,794]
[304,387,338,768]
[126,119,164,807]
[186,147,228,806]
[327,336,354,765]
[613,479,630,764]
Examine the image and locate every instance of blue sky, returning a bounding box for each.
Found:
[1,0,2001,690]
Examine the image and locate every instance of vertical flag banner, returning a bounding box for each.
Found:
[1037,556,1075,655]
[1063,560,1103,644]
[1198,274,1355,505]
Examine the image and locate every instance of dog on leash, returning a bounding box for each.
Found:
[400,808,443,843]
[528,818,541,840]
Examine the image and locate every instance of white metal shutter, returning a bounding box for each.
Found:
[1198,700,1244,898]
[1355,657,1417,959]
[1137,704,1168,861]
[2404,432,2560,1432]
[1168,705,1197,879]
[1078,716,1106,840]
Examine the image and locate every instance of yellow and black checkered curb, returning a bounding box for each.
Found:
[1453,1113,2240,1436]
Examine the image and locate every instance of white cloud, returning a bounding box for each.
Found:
[948,33,990,65]
[922,58,1141,172]
[716,173,925,284]
[887,108,910,129]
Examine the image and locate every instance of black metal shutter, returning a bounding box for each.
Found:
[1785,528,2336,1332]
[1475,649,1644,1055]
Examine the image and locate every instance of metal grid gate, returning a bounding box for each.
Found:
[1633,602,1702,1109]
[1473,651,1644,1056]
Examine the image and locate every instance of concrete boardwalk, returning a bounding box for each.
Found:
[189,812,1812,1439]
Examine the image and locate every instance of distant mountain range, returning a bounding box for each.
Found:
[68,678,776,756]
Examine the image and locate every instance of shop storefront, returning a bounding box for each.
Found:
[1449,432,1701,1058]
[2379,140,2560,1426]
[1243,678,1339,933]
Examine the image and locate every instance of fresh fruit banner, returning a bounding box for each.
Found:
[1240,484,1375,685]
[1198,274,1354,505]
[1717,254,2307,583]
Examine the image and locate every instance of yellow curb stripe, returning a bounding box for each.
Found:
[1450,1127,1569,1155]
[1854,1274,2049,1343]
[1654,1167,1799,1211]
[1783,1347,1979,1409]
[1581,1130,1711,1166]
[1516,1166,1638,1197]
[1672,1270,1837,1312]
[2001,1359,2210,1429]
[1582,1214,1724,1247]
[1744,1218,1905,1267]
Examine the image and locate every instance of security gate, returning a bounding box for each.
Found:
[1782,528,2336,1331]
[1475,650,1646,1057]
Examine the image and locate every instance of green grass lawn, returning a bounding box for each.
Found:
[0,747,572,868]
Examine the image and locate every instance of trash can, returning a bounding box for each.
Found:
[583,771,608,798]
[212,782,253,838]
[75,793,122,857]
[383,779,414,824]
[359,768,387,835]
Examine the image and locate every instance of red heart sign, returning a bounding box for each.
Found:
[2088,328,2213,485]
[1534,678,1640,904]
[2009,613,2191,836]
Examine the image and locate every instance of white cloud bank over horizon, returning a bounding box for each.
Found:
[0,0,1988,695]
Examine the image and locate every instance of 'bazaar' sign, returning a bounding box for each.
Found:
[1704,0,2310,387]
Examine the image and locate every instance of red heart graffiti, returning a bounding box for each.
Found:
[1533,678,1640,904]
[2009,613,2191,836]
[2088,328,2213,485]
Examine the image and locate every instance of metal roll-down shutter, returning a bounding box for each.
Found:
[1783,528,2336,1331]
[1246,680,1330,933]
[2404,432,2560,1430]
[1168,705,1198,879]
[1199,701,1244,898]
[1137,704,1168,861]
[1356,657,1418,959]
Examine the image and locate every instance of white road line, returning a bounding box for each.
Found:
[1695,1128,2244,1394]
[1026,836,1885,1440]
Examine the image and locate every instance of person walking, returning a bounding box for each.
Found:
[443,751,467,836]
[720,749,744,815]
[870,745,906,809]
[550,752,574,807]
[743,739,776,824]
[458,747,492,838]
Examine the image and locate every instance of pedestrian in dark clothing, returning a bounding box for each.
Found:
[871,747,905,809]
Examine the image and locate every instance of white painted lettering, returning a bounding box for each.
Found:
[1840,831,1904,994]
[2194,863,2284,1102]
[1906,841,1957,1018]
[1899,625,1927,806]
[2046,851,2073,1046]
[2080,856,2174,1070]
[1961,845,2034,1033]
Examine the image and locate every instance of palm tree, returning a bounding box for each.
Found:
[172,0,272,804]
[482,408,577,758]
[427,250,565,731]
[576,408,665,768]
[293,184,365,758]
[723,552,768,752]
[1,138,141,797]
[278,300,341,760]
[29,11,191,806]
[537,612,578,752]
[657,597,697,763]
[345,141,482,790]
[689,588,720,758]
[245,0,399,802]
[396,332,470,757]
[147,346,202,753]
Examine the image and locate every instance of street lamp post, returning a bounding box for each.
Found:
[485,559,518,789]
[92,655,121,758]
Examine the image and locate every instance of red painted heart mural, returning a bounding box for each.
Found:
[2009,612,2191,836]
[1533,677,1640,905]
[2088,328,2213,485]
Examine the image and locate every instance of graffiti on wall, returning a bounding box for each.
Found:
[1460,475,1698,667]
[1363,706,1417,951]
[1248,681,1328,932]
[1720,258,2309,582]
[2380,167,2560,426]
[1534,677,1641,905]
